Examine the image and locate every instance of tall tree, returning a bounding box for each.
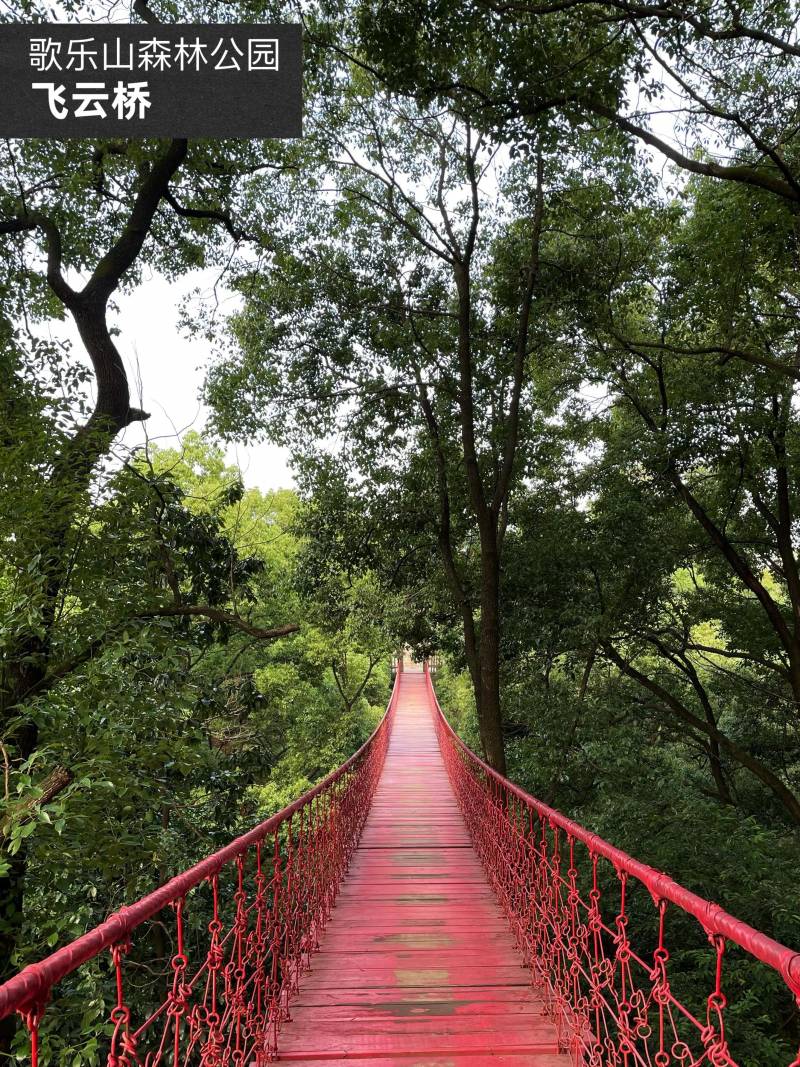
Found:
[206,78,562,772]
[0,117,298,1052]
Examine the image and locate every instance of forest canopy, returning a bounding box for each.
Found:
[1,0,800,1062]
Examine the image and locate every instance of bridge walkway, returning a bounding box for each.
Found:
[276,671,570,1065]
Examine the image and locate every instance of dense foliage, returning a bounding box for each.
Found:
[2,0,800,1062]
[1,334,393,1058]
[203,1,800,1059]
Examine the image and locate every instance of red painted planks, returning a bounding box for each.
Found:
[275,674,570,1065]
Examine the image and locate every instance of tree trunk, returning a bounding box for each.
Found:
[0,137,189,1056]
[460,600,483,722]
[0,702,39,1058]
[477,539,506,775]
[605,644,800,826]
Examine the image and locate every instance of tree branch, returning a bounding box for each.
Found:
[587,102,799,203]
[83,138,188,307]
[137,607,300,641]
[604,642,800,824]
[493,148,544,516]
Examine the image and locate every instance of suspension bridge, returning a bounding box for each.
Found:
[1,663,799,1066]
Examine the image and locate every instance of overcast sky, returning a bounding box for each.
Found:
[55,266,296,492]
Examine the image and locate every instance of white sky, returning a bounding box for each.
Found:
[56,267,296,492]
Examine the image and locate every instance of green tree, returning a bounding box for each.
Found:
[358,0,800,215]
[205,68,574,772]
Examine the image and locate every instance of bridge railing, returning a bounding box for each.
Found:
[424,664,800,1067]
[0,673,399,1067]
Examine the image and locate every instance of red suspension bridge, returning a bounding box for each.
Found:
[1,665,800,1065]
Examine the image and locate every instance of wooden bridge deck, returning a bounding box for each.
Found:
[277,671,570,1065]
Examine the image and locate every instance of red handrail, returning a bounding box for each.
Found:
[425,664,800,1066]
[0,671,400,1065]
